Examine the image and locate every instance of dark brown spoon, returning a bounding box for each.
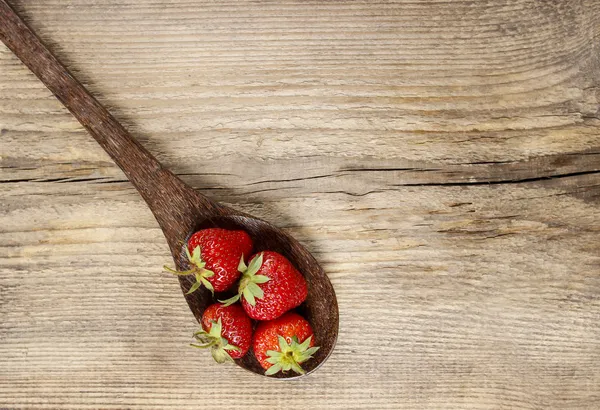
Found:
[0,0,338,378]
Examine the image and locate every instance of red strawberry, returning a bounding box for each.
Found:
[164,228,253,293]
[221,251,308,320]
[253,312,319,375]
[192,303,252,362]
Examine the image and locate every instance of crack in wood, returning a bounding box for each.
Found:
[391,169,600,187]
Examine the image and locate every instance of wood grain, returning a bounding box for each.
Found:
[1,0,599,408]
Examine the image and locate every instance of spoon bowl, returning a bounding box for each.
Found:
[178,213,338,378]
[0,0,338,379]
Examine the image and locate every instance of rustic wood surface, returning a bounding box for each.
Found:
[1,0,599,408]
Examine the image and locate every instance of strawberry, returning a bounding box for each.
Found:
[220,251,308,320]
[192,303,252,363]
[253,312,319,375]
[164,228,253,293]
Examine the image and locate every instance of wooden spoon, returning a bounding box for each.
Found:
[0,0,338,378]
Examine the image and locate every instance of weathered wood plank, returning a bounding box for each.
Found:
[1,0,599,408]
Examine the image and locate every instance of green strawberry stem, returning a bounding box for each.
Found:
[163,266,197,276]
[191,318,240,364]
[264,336,320,376]
[163,245,215,294]
[219,253,269,306]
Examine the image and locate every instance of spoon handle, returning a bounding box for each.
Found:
[0,0,220,240]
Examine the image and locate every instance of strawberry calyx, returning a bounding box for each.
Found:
[190,317,240,363]
[264,335,320,376]
[163,245,215,294]
[219,253,269,306]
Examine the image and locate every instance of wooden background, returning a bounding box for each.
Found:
[1,0,600,408]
